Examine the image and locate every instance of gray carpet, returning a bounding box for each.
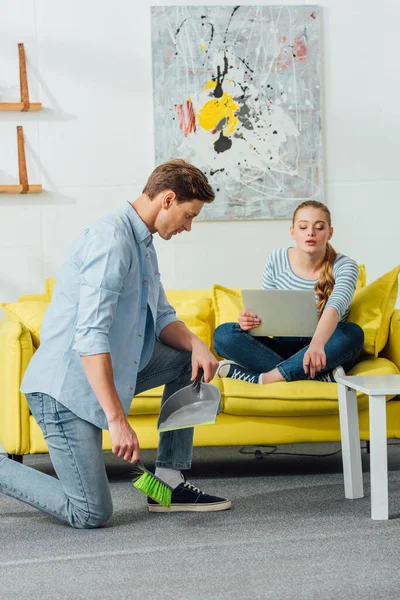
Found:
[1,443,400,600]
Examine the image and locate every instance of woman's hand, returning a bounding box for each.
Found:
[303,342,326,379]
[238,310,261,331]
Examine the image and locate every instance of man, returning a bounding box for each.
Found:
[0,159,231,528]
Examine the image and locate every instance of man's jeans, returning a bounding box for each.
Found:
[0,341,193,528]
[213,321,364,381]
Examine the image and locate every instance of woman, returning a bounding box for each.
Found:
[213,201,364,384]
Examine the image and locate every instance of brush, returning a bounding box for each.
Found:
[131,460,172,507]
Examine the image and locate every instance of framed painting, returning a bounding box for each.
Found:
[151,5,323,220]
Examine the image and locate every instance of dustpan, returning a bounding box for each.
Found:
[157,369,222,432]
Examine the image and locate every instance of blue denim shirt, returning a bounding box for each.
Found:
[21,202,179,429]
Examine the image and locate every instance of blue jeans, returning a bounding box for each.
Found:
[0,341,193,528]
[213,322,364,381]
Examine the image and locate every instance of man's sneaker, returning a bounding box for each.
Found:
[147,480,232,512]
[315,366,345,383]
[217,360,259,384]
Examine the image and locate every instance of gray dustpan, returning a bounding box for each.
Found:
[157,369,222,432]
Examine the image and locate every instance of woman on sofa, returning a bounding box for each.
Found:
[213,200,364,385]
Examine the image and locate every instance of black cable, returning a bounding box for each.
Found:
[274,449,342,457]
[239,440,400,460]
[239,445,342,458]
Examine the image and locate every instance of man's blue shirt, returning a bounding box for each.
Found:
[21,202,179,429]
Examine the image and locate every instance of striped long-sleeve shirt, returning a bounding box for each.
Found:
[262,248,359,322]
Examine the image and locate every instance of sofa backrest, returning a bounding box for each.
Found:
[11,264,375,356]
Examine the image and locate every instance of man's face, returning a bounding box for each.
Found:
[156,196,204,240]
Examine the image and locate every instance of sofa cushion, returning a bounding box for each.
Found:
[382,309,400,368]
[167,296,213,349]
[45,278,57,300]
[348,265,400,357]
[166,290,212,302]
[130,383,165,416]
[212,284,243,327]
[129,394,162,415]
[0,302,49,347]
[221,357,399,417]
[356,264,366,290]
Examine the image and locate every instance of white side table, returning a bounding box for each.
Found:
[335,374,400,520]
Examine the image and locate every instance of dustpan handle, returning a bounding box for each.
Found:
[194,368,204,383]
[192,368,204,393]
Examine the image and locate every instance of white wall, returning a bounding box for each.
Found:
[0,0,398,302]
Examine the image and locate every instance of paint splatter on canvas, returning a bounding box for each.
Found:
[151,5,323,220]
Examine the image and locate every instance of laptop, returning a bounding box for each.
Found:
[241,289,319,337]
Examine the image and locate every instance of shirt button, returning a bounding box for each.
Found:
[144,280,148,284]
[138,333,143,337]
[141,307,146,311]
[130,386,134,390]
[146,254,150,259]
[134,360,138,364]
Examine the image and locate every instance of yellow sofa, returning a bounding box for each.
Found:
[1,270,400,459]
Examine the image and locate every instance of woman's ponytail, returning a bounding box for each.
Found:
[314,242,337,314]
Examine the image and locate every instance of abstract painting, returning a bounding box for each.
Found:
[151,5,323,220]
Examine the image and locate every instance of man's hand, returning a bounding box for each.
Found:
[238,310,261,331]
[191,338,219,383]
[158,321,218,383]
[108,416,140,463]
[303,342,326,379]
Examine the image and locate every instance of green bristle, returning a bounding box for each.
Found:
[132,470,172,508]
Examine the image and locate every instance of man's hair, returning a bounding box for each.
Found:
[142,159,215,204]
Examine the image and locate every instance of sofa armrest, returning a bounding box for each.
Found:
[0,314,33,454]
[382,309,400,371]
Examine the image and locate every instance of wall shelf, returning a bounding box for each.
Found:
[0,103,42,112]
[0,126,42,194]
[0,185,42,193]
[0,44,42,112]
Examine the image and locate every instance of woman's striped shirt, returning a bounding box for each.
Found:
[261,248,359,321]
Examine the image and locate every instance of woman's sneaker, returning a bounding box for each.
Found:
[217,360,260,384]
[315,366,345,383]
[147,480,232,512]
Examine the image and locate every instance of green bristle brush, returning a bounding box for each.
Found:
[131,461,173,507]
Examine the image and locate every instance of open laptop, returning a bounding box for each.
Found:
[241,289,319,337]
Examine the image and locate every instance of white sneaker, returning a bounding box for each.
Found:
[315,365,345,383]
[333,366,345,380]
[217,360,236,378]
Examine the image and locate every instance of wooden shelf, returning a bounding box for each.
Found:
[0,102,42,112]
[0,184,42,194]
[0,44,42,112]
[0,126,42,194]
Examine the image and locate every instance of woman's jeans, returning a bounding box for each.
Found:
[213,321,364,382]
[0,341,193,529]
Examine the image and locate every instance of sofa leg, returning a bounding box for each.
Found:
[7,454,23,463]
